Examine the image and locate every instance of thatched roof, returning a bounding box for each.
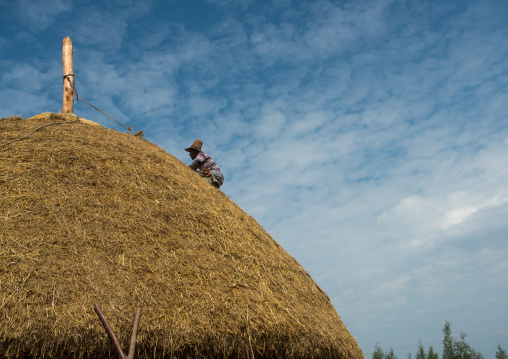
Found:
[0,113,364,359]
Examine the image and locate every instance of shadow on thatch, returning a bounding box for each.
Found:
[0,113,364,359]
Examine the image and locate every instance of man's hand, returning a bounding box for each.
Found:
[200,168,212,178]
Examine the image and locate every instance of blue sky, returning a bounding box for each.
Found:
[1,0,507,357]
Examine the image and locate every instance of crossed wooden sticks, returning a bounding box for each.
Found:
[94,303,142,359]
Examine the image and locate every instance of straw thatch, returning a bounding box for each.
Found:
[0,113,364,359]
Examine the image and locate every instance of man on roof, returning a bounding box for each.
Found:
[185,139,224,188]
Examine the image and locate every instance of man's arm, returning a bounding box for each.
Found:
[188,160,200,170]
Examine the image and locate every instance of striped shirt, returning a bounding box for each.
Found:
[195,152,221,172]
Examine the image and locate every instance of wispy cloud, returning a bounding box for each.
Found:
[1,0,507,357]
[9,0,72,31]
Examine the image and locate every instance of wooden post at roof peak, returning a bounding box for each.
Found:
[62,37,74,113]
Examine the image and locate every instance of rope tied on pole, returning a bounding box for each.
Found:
[63,75,144,138]
[63,74,78,100]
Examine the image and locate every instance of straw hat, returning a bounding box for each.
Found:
[185,139,203,152]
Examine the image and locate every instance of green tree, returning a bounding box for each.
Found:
[496,345,507,359]
[385,348,398,359]
[372,343,398,359]
[428,346,439,359]
[442,322,484,359]
[454,331,483,359]
[416,340,427,359]
[373,343,385,359]
[443,321,455,359]
[409,340,438,359]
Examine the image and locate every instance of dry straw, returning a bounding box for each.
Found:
[0,113,364,359]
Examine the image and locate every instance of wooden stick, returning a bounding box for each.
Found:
[62,37,74,113]
[127,308,142,359]
[247,307,255,359]
[93,303,126,359]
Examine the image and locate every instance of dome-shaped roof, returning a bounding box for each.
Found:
[0,113,363,359]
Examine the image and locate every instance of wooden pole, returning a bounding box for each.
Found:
[94,303,126,359]
[127,308,142,359]
[62,37,74,113]
[93,304,142,359]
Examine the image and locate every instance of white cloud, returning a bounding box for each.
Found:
[2,1,508,358]
[72,8,129,51]
[204,0,255,10]
[12,0,72,31]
